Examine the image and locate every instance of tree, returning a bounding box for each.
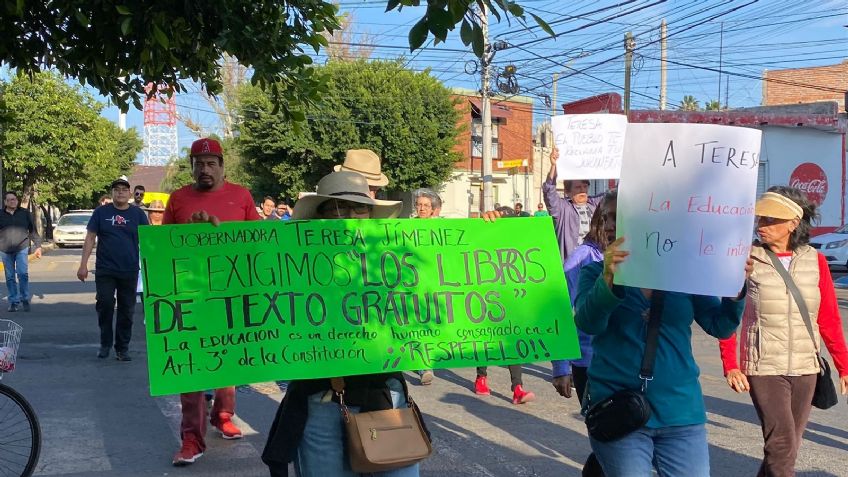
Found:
[0,72,140,211]
[679,95,700,111]
[237,59,462,200]
[705,99,721,111]
[0,1,543,114]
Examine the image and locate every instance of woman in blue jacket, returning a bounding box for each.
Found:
[574,198,749,477]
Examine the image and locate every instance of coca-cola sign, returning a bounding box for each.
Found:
[789,162,828,205]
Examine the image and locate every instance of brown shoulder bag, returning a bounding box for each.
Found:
[331,377,432,473]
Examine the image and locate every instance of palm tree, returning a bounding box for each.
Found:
[679,95,700,111]
[705,99,721,111]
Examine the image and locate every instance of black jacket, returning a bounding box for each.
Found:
[0,208,41,254]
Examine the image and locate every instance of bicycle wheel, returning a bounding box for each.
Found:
[0,382,41,477]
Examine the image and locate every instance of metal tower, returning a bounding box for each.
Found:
[143,84,178,166]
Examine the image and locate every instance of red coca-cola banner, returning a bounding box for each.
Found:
[789,163,828,205]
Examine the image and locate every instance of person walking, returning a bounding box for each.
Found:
[163,137,261,466]
[574,195,749,477]
[0,191,42,312]
[412,188,442,385]
[719,186,848,477]
[77,177,149,360]
[262,171,420,477]
[552,190,618,405]
[472,205,536,404]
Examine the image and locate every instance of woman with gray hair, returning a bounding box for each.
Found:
[719,185,848,477]
[412,188,442,219]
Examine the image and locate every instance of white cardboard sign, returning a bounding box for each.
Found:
[615,123,762,297]
[552,114,628,179]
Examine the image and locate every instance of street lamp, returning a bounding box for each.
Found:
[550,51,591,116]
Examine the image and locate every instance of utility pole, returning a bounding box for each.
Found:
[718,22,723,106]
[659,20,667,110]
[480,3,494,212]
[725,76,729,110]
[623,32,635,115]
[551,73,559,116]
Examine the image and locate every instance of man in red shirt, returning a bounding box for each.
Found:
[164,138,260,466]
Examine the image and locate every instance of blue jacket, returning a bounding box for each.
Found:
[575,262,744,428]
[551,241,603,377]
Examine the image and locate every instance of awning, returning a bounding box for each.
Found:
[469,99,513,120]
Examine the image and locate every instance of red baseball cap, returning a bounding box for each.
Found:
[190,138,223,159]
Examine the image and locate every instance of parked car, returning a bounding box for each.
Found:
[53,210,93,248]
[809,225,848,269]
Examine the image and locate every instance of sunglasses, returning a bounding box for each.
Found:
[318,200,372,217]
[756,216,791,226]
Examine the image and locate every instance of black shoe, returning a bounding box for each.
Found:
[7,303,18,312]
[97,347,110,359]
[21,300,30,312]
[115,352,132,362]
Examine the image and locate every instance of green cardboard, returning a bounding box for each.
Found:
[140,218,578,396]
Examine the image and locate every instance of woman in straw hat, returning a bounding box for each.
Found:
[262,171,417,477]
[719,186,848,476]
[143,200,166,226]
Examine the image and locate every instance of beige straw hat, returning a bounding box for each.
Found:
[292,171,401,219]
[333,149,389,187]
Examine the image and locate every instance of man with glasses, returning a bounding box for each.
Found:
[163,137,260,466]
[77,177,149,360]
[0,191,42,312]
[132,185,146,207]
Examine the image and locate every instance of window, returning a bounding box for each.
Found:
[471,118,500,159]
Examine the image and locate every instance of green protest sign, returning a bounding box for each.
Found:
[140,218,578,396]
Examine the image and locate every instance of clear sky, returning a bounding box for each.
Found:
[100,0,847,158]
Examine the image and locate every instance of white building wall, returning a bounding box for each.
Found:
[759,127,844,227]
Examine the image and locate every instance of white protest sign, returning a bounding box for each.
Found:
[552,114,628,179]
[615,123,762,297]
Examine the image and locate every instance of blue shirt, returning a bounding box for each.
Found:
[87,204,149,274]
[575,262,743,428]
[551,241,603,377]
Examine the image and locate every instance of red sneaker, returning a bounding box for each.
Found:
[474,376,491,395]
[512,384,536,404]
[212,416,243,440]
[172,439,203,466]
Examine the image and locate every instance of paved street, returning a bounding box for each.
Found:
[6,248,847,476]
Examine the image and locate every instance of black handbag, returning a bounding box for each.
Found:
[764,249,839,410]
[585,291,664,442]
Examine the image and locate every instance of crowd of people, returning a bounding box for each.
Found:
[4,136,846,476]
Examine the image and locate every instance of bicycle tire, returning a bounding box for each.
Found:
[0,382,41,477]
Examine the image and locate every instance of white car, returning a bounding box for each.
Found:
[809,225,848,269]
[53,210,93,248]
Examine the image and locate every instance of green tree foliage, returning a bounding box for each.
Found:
[0,72,141,210]
[705,99,721,111]
[387,0,553,56]
[0,1,542,114]
[0,1,339,115]
[237,60,462,200]
[678,95,700,112]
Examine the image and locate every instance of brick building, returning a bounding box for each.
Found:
[763,60,848,111]
[438,88,538,217]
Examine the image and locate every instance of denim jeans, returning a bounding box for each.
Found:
[590,424,709,477]
[94,271,137,352]
[295,378,420,477]
[0,248,29,304]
